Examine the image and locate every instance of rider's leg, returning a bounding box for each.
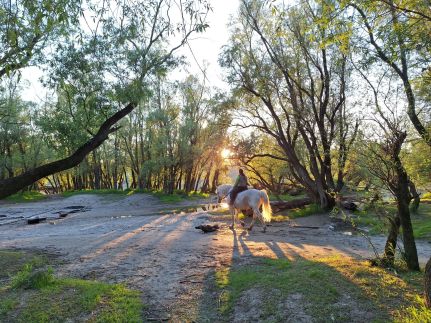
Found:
[229,187,239,205]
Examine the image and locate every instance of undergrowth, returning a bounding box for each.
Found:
[4,191,47,203]
[0,250,144,322]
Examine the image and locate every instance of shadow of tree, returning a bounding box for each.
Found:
[195,228,425,322]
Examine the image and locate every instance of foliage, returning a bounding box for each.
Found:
[0,0,81,78]
[403,141,431,189]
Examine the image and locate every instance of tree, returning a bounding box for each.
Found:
[232,133,298,195]
[348,0,431,146]
[0,0,210,198]
[221,0,358,209]
[353,60,419,270]
[426,256,431,308]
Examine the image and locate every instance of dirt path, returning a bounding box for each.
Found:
[0,194,430,320]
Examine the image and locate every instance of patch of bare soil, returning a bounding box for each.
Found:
[0,194,430,321]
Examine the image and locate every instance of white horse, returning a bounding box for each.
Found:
[226,189,272,232]
[215,184,233,203]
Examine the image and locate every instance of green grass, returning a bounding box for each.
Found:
[0,250,47,282]
[4,191,47,203]
[148,190,209,203]
[272,203,323,222]
[61,188,209,203]
[353,203,431,240]
[61,189,129,197]
[210,255,430,322]
[268,193,306,201]
[0,249,144,322]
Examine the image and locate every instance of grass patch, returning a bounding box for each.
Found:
[268,193,306,201]
[11,264,54,290]
[0,250,47,283]
[150,190,209,203]
[272,203,323,222]
[354,203,431,239]
[212,255,430,322]
[61,189,129,197]
[0,249,144,322]
[4,191,47,203]
[61,188,209,203]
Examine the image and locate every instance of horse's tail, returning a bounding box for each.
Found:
[260,189,272,222]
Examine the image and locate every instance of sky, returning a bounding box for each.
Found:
[20,0,240,102]
[173,0,240,90]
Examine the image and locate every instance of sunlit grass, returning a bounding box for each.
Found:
[61,188,210,203]
[272,203,323,222]
[268,193,306,201]
[4,191,47,203]
[354,203,431,239]
[211,255,430,322]
[62,189,129,197]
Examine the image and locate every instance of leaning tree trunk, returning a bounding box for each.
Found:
[0,103,136,199]
[425,256,431,308]
[395,155,420,271]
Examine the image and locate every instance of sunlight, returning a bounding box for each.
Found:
[221,148,232,159]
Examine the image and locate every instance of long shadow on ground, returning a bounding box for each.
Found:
[195,227,425,322]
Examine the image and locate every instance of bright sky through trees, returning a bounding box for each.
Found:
[20,0,240,102]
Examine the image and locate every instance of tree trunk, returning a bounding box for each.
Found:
[425,256,431,308]
[409,180,420,214]
[383,215,400,266]
[398,197,419,270]
[395,152,420,271]
[211,169,220,193]
[0,103,136,199]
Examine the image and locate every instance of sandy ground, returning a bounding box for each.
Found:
[0,194,430,320]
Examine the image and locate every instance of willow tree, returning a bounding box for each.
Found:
[221,0,358,209]
[348,0,431,146]
[0,0,210,199]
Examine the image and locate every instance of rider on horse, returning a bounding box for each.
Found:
[229,169,248,205]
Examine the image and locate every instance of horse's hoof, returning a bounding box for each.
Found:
[229,225,234,230]
[247,226,253,231]
[240,221,245,227]
[262,227,267,233]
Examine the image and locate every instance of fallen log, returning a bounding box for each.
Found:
[270,198,312,213]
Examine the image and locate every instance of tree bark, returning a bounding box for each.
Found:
[395,162,419,270]
[409,180,420,214]
[425,256,431,308]
[383,215,400,266]
[0,102,136,199]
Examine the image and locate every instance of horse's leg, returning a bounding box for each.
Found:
[247,209,256,231]
[254,207,267,233]
[229,206,236,230]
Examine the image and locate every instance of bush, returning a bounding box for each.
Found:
[12,264,55,289]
